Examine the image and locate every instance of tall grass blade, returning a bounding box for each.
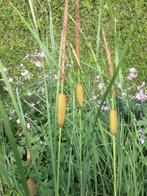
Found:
[0,98,29,196]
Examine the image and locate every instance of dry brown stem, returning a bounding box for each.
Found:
[102,29,113,79]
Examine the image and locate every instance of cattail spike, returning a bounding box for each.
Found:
[76,83,84,108]
[58,93,66,127]
[61,0,69,81]
[102,28,113,80]
[27,178,35,196]
[75,0,80,68]
[109,108,117,135]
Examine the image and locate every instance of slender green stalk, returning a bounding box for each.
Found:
[43,66,57,191]
[79,109,83,196]
[67,141,72,194]
[28,0,38,31]
[56,127,62,196]
[112,135,116,196]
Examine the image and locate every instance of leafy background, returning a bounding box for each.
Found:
[0,0,146,81]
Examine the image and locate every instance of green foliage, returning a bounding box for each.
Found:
[0,1,146,195]
[0,0,146,81]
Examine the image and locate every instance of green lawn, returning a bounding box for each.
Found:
[0,0,146,81]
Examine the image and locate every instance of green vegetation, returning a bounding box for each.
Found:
[0,0,146,80]
[0,0,146,195]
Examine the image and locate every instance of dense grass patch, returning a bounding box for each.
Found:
[0,0,146,81]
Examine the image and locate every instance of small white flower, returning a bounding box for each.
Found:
[3,67,8,72]
[26,123,30,129]
[138,128,145,144]
[17,119,20,124]
[8,77,13,82]
[21,70,29,77]
[98,83,104,90]
[95,75,100,82]
[38,51,45,58]
[27,92,32,96]
[128,67,137,80]
[19,133,22,137]
[31,103,35,107]
[35,60,43,68]
[66,64,72,68]
[54,74,58,80]
[40,140,43,144]
[91,95,97,100]
[102,104,109,111]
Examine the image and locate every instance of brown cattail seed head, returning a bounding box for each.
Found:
[76,83,84,108]
[27,178,35,196]
[58,93,66,127]
[109,109,117,135]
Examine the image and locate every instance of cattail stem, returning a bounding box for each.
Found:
[61,80,64,93]
[27,178,35,196]
[102,28,113,80]
[102,28,116,97]
[75,1,83,195]
[112,94,115,109]
[78,68,80,82]
[56,127,62,196]
[79,109,83,196]
[103,27,117,196]
[112,135,117,196]
[56,1,68,194]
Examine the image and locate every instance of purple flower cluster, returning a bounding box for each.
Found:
[128,67,137,80]
[95,75,105,92]
[135,90,147,103]
[127,68,147,103]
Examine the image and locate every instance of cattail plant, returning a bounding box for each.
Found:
[75,0,84,109]
[103,28,117,196]
[109,108,117,135]
[56,0,68,195]
[57,93,66,127]
[74,0,84,195]
[76,83,83,108]
[27,178,35,196]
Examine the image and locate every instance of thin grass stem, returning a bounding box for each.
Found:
[56,127,62,196]
[112,135,117,196]
[79,109,83,196]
